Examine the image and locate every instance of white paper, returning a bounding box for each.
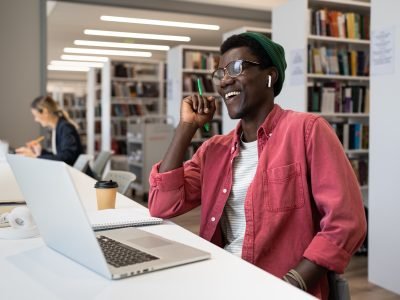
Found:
[289,49,305,86]
[371,27,396,76]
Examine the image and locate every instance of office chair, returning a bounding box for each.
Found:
[102,170,136,196]
[72,154,93,173]
[91,151,112,180]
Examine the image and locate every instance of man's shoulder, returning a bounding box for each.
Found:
[280,109,322,128]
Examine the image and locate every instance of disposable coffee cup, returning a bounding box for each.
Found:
[94,180,119,210]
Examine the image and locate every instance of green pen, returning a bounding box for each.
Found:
[197,78,210,132]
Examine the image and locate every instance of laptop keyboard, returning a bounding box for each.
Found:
[97,235,159,268]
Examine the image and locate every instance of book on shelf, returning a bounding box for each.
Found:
[183,74,216,93]
[308,83,369,114]
[329,121,368,150]
[349,158,368,186]
[308,46,369,76]
[310,8,370,40]
[87,207,163,231]
[184,51,219,70]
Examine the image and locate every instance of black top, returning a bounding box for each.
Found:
[39,117,83,166]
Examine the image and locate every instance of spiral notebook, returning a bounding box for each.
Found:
[87,208,163,231]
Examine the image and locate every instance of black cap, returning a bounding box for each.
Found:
[94,180,118,189]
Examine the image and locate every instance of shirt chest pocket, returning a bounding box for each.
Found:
[263,162,305,212]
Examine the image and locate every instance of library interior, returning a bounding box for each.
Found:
[0,0,399,299]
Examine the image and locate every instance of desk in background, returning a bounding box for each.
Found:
[0,163,315,299]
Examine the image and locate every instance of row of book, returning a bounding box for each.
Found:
[308,83,369,114]
[76,120,86,132]
[308,46,369,76]
[111,139,127,155]
[349,158,368,186]
[184,51,219,70]
[330,122,369,150]
[310,9,370,40]
[183,74,216,93]
[111,121,128,138]
[111,103,158,117]
[112,63,159,78]
[112,82,160,98]
[67,109,86,119]
[62,93,86,108]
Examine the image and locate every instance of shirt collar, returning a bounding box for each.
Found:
[232,104,284,147]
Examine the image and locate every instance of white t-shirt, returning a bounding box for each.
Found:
[221,138,258,257]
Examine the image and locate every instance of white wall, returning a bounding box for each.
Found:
[272,0,307,112]
[0,0,44,147]
[369,0,400,295]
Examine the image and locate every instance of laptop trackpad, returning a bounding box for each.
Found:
[129,237,172,249]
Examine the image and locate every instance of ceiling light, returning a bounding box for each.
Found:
[61,55,109,62]
[74,40,169,51]
[100,15,220,31]
[84,29,190,42]
[64,47,152,57]
[48,65,89,72]
[51,60,104,68]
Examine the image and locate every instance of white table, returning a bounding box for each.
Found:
[0,164,315,299]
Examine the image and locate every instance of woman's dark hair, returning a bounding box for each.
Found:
[220,34,272,69]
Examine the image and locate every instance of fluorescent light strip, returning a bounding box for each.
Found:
[84,29,190,42]
[51,60,104,68]
[100,15,220,31]
[74,40,169,51]
[64,47,152,57]
[48,65,89,72]
[61,55,109,62]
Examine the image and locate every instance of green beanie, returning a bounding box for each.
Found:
[240,32,287,96]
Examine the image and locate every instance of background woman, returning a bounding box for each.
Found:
[16,95,83,166]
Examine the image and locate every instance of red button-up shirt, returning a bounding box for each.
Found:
[149,104,366,299]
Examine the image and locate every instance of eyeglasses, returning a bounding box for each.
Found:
[211,59,260,86]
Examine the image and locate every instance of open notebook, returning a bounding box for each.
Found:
[87,208,163,231]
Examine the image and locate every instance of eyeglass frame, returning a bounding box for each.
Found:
[211,59,261,86]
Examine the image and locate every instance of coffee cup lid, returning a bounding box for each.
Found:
[94,180,118,189]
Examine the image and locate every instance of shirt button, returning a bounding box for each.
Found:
[222,188,227,193]
[269,133,272,137]
[211,217,216,222]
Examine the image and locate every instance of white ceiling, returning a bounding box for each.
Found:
[47,0,286,79]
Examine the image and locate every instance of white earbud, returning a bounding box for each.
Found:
[267,75,272,88]
[0,206,39,239]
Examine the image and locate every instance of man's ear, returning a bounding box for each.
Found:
[268,67,279,86]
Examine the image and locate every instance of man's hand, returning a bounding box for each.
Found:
[180,95,216,128]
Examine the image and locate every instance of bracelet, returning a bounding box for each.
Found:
[287,269,307,292]
[283,275,290,283]
[285,272,302,288]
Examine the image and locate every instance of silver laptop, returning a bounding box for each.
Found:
[7,155,210,280]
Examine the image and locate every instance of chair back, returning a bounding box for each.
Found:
[72,154,93,173]
[103,170,136,195]
[92,151,112,180]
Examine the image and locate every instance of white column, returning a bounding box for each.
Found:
[86,68,95,156]
[369,0,400,295]
[101,60,111,151]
